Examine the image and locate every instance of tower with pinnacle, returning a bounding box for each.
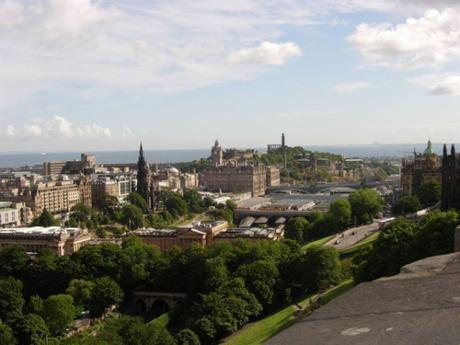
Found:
[137,142,150,203]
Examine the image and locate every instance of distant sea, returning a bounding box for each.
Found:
[0,143,456,168]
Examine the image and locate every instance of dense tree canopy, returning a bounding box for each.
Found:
[417,182,441,207]
[392,196,421,215]
[31,209,59,227]
[349,189,383,224]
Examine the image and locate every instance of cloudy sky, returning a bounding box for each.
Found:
[1,0,460,151]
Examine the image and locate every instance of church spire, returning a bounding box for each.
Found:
[443,144,448,157]
[137,142,149,204]
[451,144,456,157]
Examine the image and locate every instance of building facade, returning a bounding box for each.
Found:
[401,140,442,196]
[31,180,82,215]
[0,227,91,256]
[441,144,460,211]
[202,164,268,196]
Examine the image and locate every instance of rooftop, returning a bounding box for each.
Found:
[266,253,460,345]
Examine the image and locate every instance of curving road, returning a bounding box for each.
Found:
[325,222,380,250]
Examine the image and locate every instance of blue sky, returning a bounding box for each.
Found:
[1,0,460,151]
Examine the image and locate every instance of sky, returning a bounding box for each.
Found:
[1,0,460,151]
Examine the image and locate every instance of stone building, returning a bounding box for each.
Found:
[31,180,82,215]
[0,227,91,256]
[202,164,268,196]
[442,144,460,211]
[211,140,224,166]
[0,202,32,227]
[401,140,442,196]
[43,153,96,176]
[132,228,207,252]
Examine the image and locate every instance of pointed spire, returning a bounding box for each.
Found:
[443,144,448,157]
[451,144,456,157]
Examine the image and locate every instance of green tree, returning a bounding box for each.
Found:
[88,277,124,317]
[349,189,383,224]
[355,218,418,282]
[27,295,44,315]
[417,182,441,207]
[236,259,279,307]
[127,192,149,214]
[210,208,233,225]
[301,246,342,291]
[14,314,49,345]
[285,217,309,243]
[166,194,188,218]
[0,321,16,345]
[328,199,352,231]
[225,199,237,212]
[416,210,459,257]
[31,209,59,227]
[0,246,30,279]
[392,196,421,215]
[121,205,144,230]
[176,329,201,345]
[42,294,76,336]
[183,189,204,214]
[0,277,24,324]
[66,279,94,308]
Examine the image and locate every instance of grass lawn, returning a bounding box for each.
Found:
[222,280,353,345]
[302,235,335,251]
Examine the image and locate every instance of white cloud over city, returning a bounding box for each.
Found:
[3,116,112,141]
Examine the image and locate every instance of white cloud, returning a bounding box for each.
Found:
[411,74,460,96]
[4,116,111,141]
[122,125,134,139]
[76,124,112,139]
[51,116,75,138]
[333,81,370,93]
[24,124,42,137]
[0,0,316,107]
[6,125,16,139]
[348,9,460,69]
[228,42,302,65]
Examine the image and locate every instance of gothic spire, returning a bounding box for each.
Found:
[451,144,456,157]
[443,144,448,157]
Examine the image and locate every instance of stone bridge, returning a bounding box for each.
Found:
[132,291,187,316]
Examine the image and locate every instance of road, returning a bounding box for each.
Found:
[325,222,380,251]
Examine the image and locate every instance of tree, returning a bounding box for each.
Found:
[0,277,24,324]
[27,295,44,315]
[42,294,76,336]
[88,277,124,317]
[14,314,49,345]
[66,279,94,308]
[176,329,201,345]
[0,321,16,345]
[300,246,342,291]
[355,218,418,282]
[416,210,459,257]
[31,209,58,227]
[285,217,308,243]
[225,200,237,212]
[183,189,204,214]
[328,199,352,231]
[121,205,144,230]
[166,194,188,218]
[0,246,30,279]
[349,189,383,224]
[127,192,149,214]
[71,203,92,224]
[417,182,441,207]
[236,259,279,307]
[392,196,421,215]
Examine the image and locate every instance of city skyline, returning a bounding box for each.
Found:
[1,0,460,151]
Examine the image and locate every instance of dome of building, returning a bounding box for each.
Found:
[168,167,180,175]
[423,140,435,156]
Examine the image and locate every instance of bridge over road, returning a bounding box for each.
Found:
[132,291,187,316]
